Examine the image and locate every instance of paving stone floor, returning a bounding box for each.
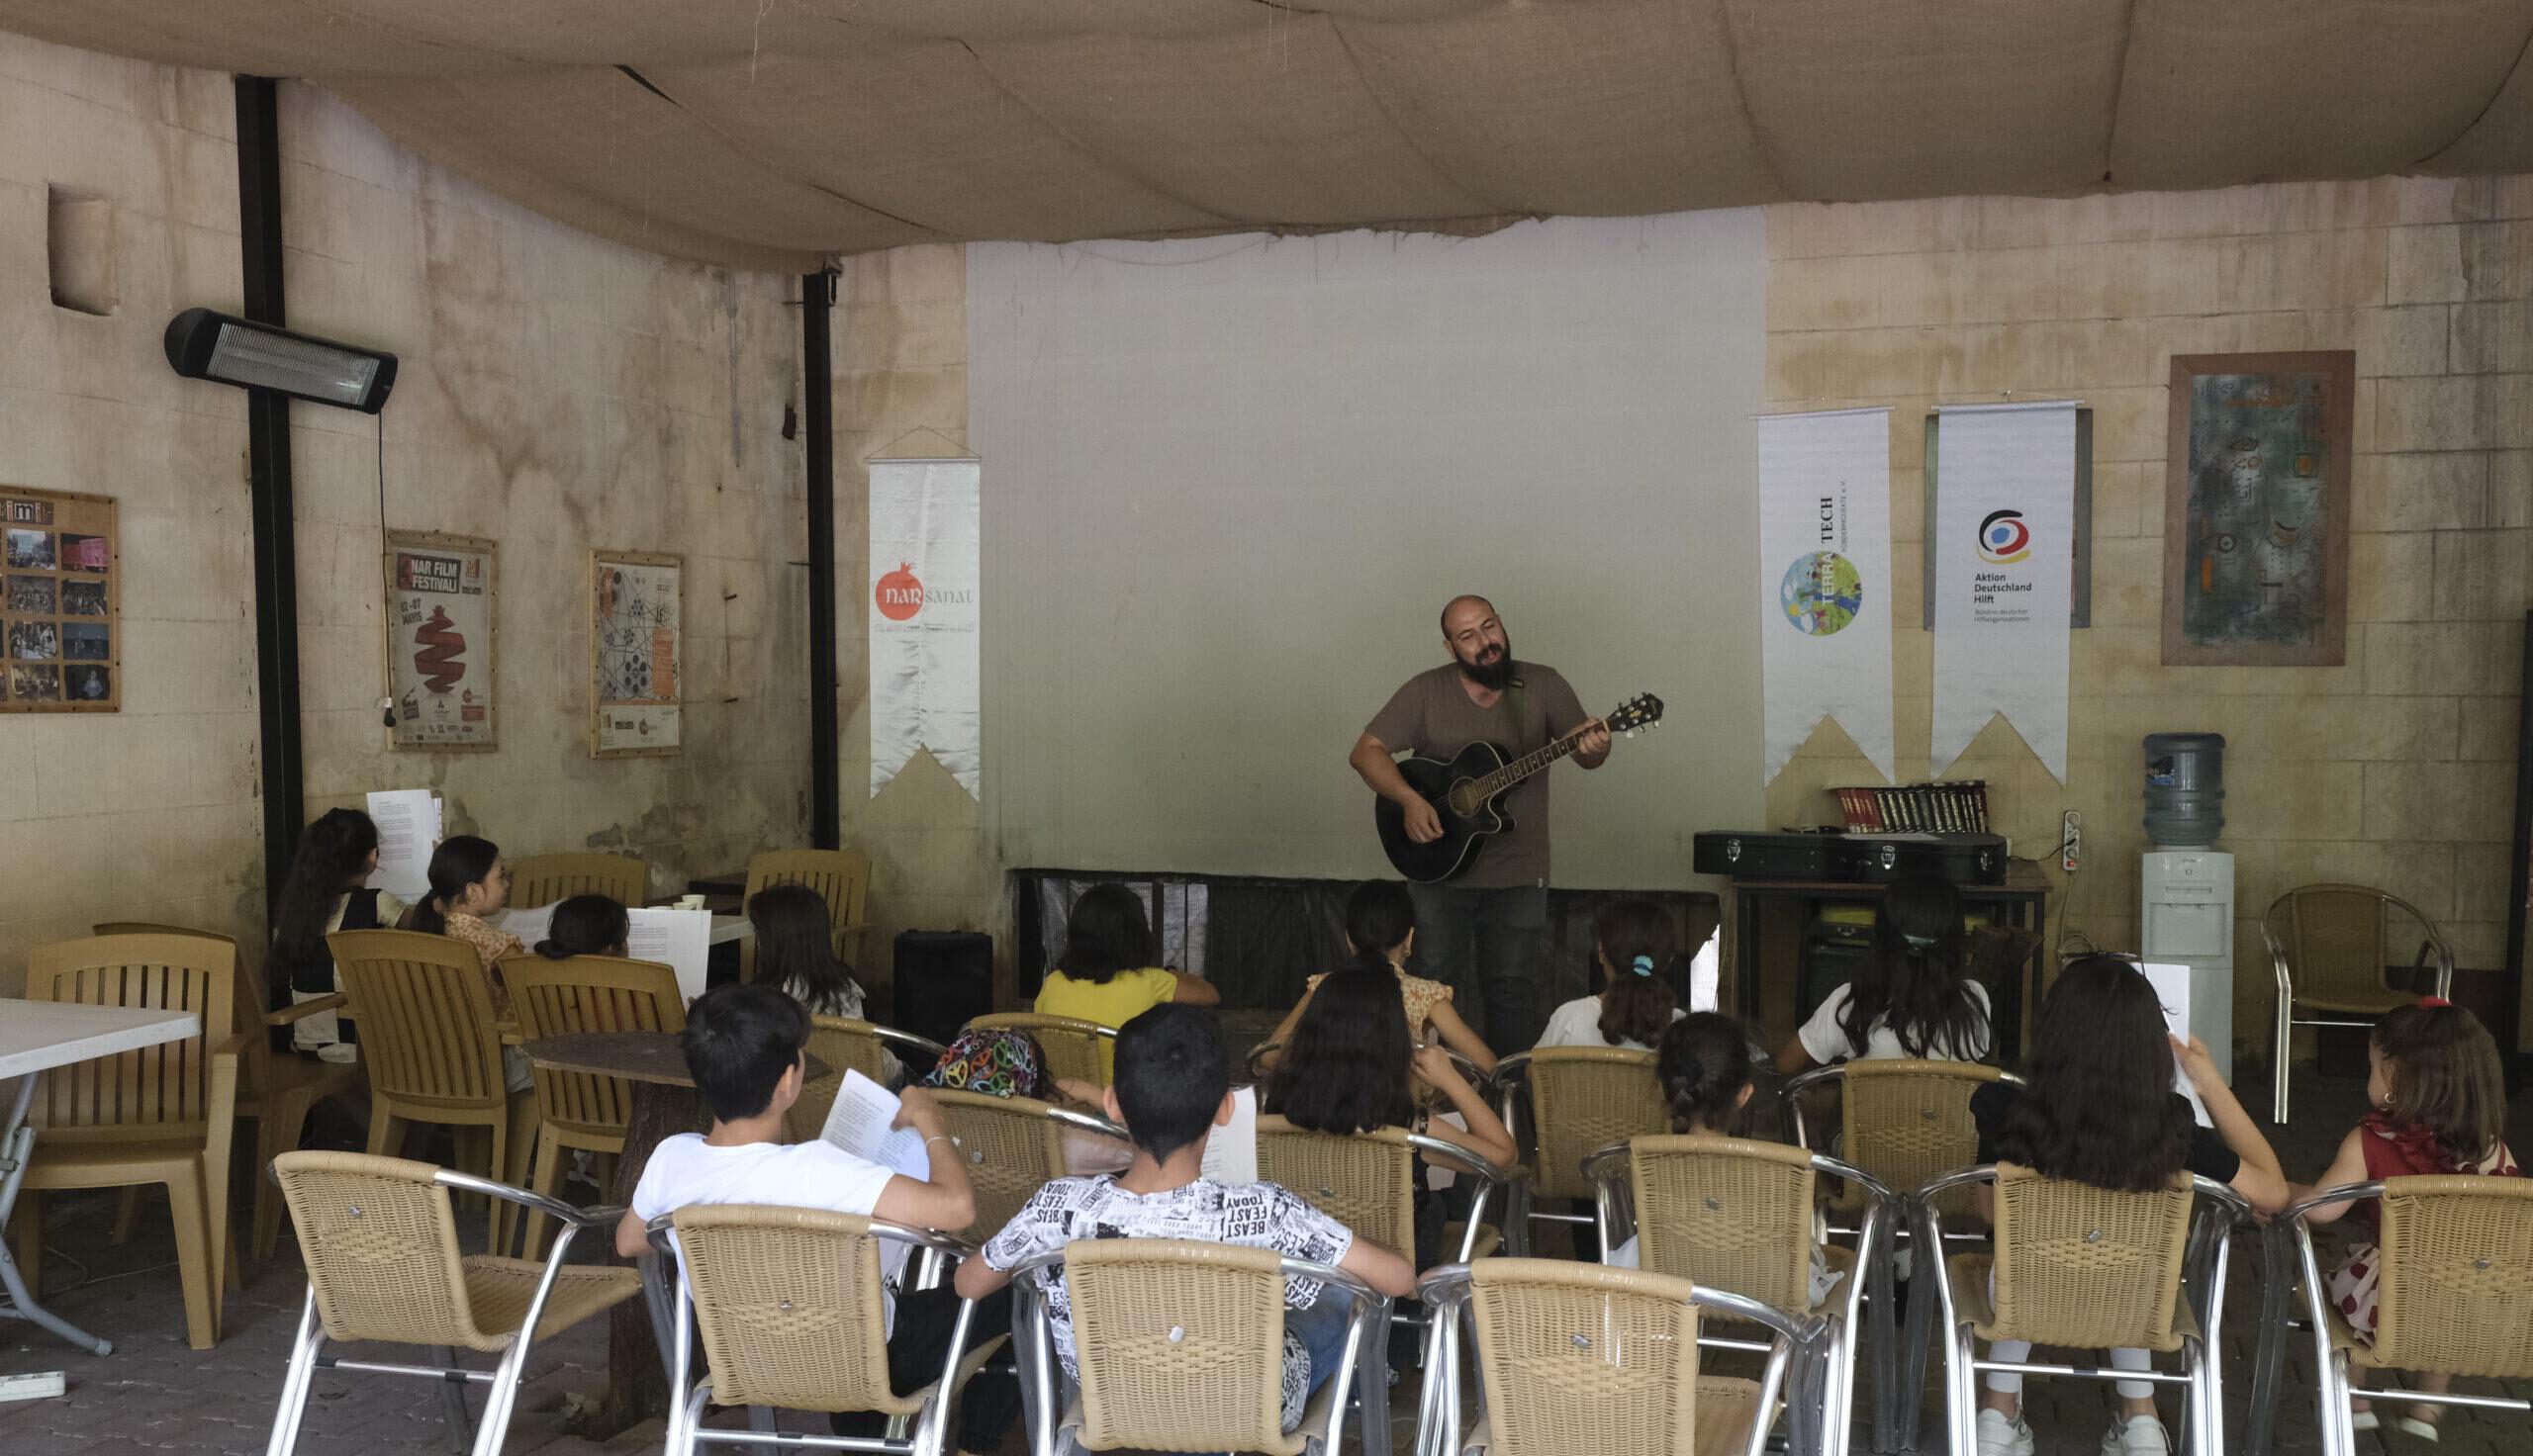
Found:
[4,1067,2525,1454]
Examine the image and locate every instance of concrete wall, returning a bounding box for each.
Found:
[1760,177,2533,1046]
[0,36,807,992]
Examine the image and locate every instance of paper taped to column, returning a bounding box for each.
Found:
[869,457,981,799]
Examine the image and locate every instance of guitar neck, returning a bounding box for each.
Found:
[1468,723,1594,802]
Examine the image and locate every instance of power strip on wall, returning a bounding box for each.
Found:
[2060,809,2083,872]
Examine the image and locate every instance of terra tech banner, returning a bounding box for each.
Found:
[1755,408,1893,784]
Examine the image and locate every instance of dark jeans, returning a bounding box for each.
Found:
[1407,881,1550,1053]
[830,1285,1021,1448]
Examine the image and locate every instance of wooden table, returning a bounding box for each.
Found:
[519,1032,828,1433]
[0,1000,201,1356]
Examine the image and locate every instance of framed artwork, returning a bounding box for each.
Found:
[2162,351,2354,667]
[0,487,119,712]
[591,549,682,757]
[385,530,497,749]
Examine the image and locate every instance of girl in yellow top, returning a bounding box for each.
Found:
[1034,883,1218,1076]
[1263,880,1498,1076]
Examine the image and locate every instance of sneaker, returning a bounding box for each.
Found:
[2102,1413,2170,1456]
[1976,1409,2036,1456]
[2394,1413,2441,1443]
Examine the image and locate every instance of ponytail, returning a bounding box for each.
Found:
[1656,1012,1752,1136]
[1593,897,1679,1047]
[1344,880,1417,972]
[412,835,499,936]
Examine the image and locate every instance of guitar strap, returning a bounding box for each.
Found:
[1506,672,1535,756]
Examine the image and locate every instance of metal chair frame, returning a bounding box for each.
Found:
[1490,1047,1660,1239]
[2262,885,2455,1126]
[1915,1165,2249,1456]
[264,1166,621,1456]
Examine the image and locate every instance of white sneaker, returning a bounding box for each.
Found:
[1976,1408,2036,1456]
[2102,1413,2170,1456]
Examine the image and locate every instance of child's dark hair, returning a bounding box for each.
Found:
[536,894,629,959]
[265,808,379,991]
[1266,966,1416,1135]
[1997,956,2194,1193]
[1656,1012,1753,1134]
[411,836,500,935]
[680,982,811,1123]
[2375,1002,2508,1167]
[748,883,860,1004]
[1060,883,1155,985]
[1344,881,1417,971]
[1111,1003,1228,1163]
[1594,897,1679,1047]
[1835,872,1988,1061]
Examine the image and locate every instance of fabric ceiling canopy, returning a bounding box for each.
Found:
[6,0,2531,270]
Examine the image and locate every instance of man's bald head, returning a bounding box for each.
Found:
[1439,595,1497,638]
[1439,595,1513,689]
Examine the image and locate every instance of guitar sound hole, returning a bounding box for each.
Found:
[1446,784,1477,818]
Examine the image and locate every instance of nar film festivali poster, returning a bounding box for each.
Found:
[386,531,496,749]
[869,458,981,798]
[1755,408,1893,783]
[1929,402,2075,781]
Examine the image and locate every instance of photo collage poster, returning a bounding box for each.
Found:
[591,550,682,756]
[386,531,497,749]
[1,487,118,711]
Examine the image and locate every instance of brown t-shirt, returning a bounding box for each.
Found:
[1364,662,1587,888]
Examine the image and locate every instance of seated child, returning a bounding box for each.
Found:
[616,984,1016,1454]
[956,1004,1415,1433]
[1536,896,1687,1051]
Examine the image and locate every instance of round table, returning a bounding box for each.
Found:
[519,1032,830,1433]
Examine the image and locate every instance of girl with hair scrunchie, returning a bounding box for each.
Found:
[1535,896,1688,1051]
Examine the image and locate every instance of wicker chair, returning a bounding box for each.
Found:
[266,1151,638,1456]
[967,1013,1117,1088]
[328,929,538,1250]
[507,853,649,913]
[1492,1046,1667,1246]
[2264,885,2455,1125]
[1416,1258,1808,1456]
[649,1204,1002,1456]
[2253,1176,2533,1456]
[10,933,243,1349]
[1584,1135,1889,1456]
[925,1090,1130,1241]
[741,849,874,982]
[499,953,687,1255]
[1918,1164,2248,1456]
[791,1017,953,1136]
[92,920,365,1266]
[1002,1237,1389,1456]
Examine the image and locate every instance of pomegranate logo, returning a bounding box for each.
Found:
[876,562,923,621]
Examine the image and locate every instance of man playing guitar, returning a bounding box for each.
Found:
[1351,594,1610,1051]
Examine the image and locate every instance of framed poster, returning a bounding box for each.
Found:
[385,530,496,749]
[591,549,681,757]
[0,487,118,712]
[2162,351,2354,667]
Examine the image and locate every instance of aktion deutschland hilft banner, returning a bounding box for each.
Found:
[1929,402,2075,782]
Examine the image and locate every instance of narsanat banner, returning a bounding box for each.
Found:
[1756,408,1894,783]
[869,458,982,799]
[1930,401,2076,781]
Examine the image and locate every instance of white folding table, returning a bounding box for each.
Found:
[0,1000,201,1356]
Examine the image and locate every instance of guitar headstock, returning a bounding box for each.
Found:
[1605,692,1664,737]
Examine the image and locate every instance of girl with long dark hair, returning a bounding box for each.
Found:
[533,894,630,959]
[748,883,868,1018]
[408,835,523,1013]
[1034,883,1219,1077]
[1262,880,1497,1075]
[1536,897,1684,1050]
[267,807,401,1061]
[1967,956,2286,1456]
[1776,871,1991,1073]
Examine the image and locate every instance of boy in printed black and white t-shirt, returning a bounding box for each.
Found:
[956,1004,1416,1431]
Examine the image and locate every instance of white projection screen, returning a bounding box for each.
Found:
[969,212,1768,890]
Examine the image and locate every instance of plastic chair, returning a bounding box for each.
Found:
[10,933,243,1349]
[650,1204,1002,1456]
[1492,1046,1667,1245]
[265,1151,638,1456]
[328,929,538,1250]
[967,1013,1117,1089]
[1585,1135,1888,1456]
[2264,885,2455,1125]
[508,853,648,912]
[92,920,364,1266]
[499,953,687,1255]
[1003,1237,1389,1456]
[1918,1164,2248,1456]
[741,849,873,982]
[927,1089,1130,1241]
[1416,1257,1808,1456]
[2249,1176,2533,1456]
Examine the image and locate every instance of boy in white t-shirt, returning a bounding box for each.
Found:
[615,983,1015,1453]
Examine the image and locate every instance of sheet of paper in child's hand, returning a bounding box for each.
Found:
[1199,1085,1258,1185]
[2140,962,2212,1129]
[819,1069,932,1181]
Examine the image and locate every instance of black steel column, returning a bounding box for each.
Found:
[803,270,840,850]
[236,75,303,917]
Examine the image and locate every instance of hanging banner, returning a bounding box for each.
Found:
[1756,408,1893,783]
[1930,402,2076,781]
[869,458,981,799]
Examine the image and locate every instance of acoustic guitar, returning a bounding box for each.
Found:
[1373,691,1665,883]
